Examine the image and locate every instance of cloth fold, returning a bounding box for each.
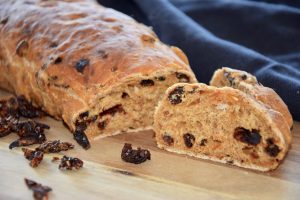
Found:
[98,0,300,120]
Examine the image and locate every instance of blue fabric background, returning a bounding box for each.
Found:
[98,0,300,121]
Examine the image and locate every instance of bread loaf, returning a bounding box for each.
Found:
[154,83,292,171]
[210,67,293,129]
[0,0,197,148]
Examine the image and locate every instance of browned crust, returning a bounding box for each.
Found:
[0,0,196,132]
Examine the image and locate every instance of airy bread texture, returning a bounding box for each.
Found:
[210,67,293,129]
[154,83,292,171]
[0,0,196,147]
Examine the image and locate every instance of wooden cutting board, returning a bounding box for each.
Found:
[0,90,299,200]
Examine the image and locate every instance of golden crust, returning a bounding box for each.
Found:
[210,67,293,128]
[0,0,196,133]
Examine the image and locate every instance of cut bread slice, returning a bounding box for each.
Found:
[210,67,293,129]
[74,70,197,141]
[154,83,292,171]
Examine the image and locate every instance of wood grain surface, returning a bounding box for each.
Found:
[0,90,299,200]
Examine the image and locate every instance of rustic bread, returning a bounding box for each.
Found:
[210,67,293,129]
[0,0,197,148]
[154,83,292,171]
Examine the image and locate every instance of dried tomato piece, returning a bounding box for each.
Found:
[24,178,52,200]
[175,72,190,83]
[22,148,44,168]
[1,96,44,120]
[8,120,49,149]
[99,104,125,117]
[265,138,281,157]
[15,121,50,137]
[36,140,74,153]
[59,155,84,170]
[75,58,89,73]
[9,134,46,149]
[200,139,208,146]
[121,143,151,164]
[183,133,195,148]
[1,97,50,149]
[233,127,261,146]
[162,134,174,146]
[140,79,154,86]
[168,86,184,105]
[73,123,90,150]
[0,118,14,137]
[16,96,45,118]
[0,97,19,119]
[0,98,19,137]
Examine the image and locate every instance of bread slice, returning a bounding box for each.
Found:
[210,67,293,129]
[0,0,197,148]
[154,83,292,171]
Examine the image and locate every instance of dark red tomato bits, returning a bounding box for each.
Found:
[9,120,49,149]
[76,112,97,126]
[9,133,46,149]
[73,124,90,150]
[15,121,50,138]
[240,74,248,80]
[168,86,184,105]
[175,72,190,83]
[121,92,129,99]
[121,143,151,164]
[233,127,261,146]
[224,72,235,86]
[265,138,281,157]
[99,104,125,117]
[24,178,52,200]
[156,76,166,81]
[16,95,45,118]
[0,117,16,137]
[183,133,195,148]
[98,120,108,130]
[22,148,44,168]
[140,79,155,87]
[59,155,84,170]
[0,97,19,119]
[0,96,49,149]
[35,140,74,153]
[162,134,174,145]
[78,111,89,119]
[75,58,90,73]
[54,57,63,64]
[200,139,207,146]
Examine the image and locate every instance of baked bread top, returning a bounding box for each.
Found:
[0,0,196,128]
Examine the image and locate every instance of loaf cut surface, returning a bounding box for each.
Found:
[210,67,293,129]
[154,83,292,171]
[0,0,197,148]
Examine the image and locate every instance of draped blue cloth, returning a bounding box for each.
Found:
[98,0,300,120]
